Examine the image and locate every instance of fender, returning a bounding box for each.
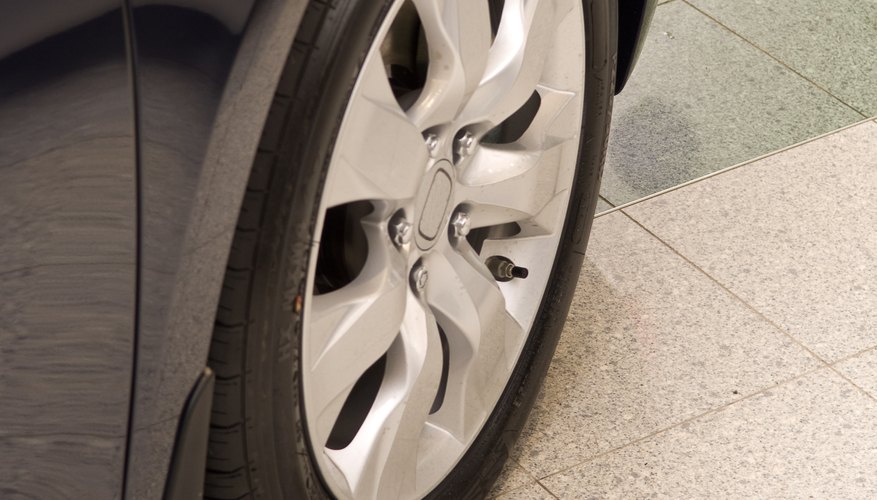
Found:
[122,0,308,496]
[616,0,657,93]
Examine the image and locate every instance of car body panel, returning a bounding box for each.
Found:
[0,2,136,497]
[122,0,308,496]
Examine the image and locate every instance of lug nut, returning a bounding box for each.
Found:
[485,256,529,282]
[456,131,476,159]
[411,265,429,293]
[450,211,471,238]
[389,215,412,246]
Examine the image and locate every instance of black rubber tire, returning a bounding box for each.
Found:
[204,0,616,498]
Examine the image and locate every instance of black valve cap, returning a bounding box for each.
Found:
[486,256,528,282]
[510,266,528,279]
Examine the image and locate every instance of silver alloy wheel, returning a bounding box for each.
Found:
[302,0,586,498]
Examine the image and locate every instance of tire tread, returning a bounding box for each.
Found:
[203,1,334,497]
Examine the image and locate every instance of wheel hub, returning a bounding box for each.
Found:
[414,160,454,250]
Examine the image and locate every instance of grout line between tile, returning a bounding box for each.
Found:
[535,479,560,500]
[595,116,877,218]
[594,195,615,217]
[825,345,877,403]
[827,365,877,404]
[495,477,560,500]
[527,208,877,482]
[617,210,877,407]
[523,455,559,497]
[620,211,828,364]
[682,0,870,118]
[491,457,539,498]
[531,214,852,482]
[536,365,827,482]
[557,122,877,483]
[830,344,877,367]
[541,482,560,499]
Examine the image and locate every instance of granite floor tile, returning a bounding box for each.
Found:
[495,482,556,500]
[599,1,862,205]
[835,348,877,400]
[488,460,536,498]
[542,369,877,499]
[689,0,877,116]
[511,212,818,478]
[595,196,613,214]
[625,122,877,362]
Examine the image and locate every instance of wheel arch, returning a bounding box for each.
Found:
[123,0,309,496]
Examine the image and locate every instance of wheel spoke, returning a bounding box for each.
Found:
[460,0,572,129]
[424,244,525,439]
[516,84,578,150]
[408,0,492,130]
[426,243,504,350]
[326,293,444,499]
[306,222,407,441]
[324,48,428,208]
[456,143,564,229]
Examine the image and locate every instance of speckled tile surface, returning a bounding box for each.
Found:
[689,0,877,116]
[835,348,877,400]
[495,481,556,500]
[625,122,877,362]
[600,1,862,205]
[488,460,537,498]
[541,369,877,498]
[595,197,613,214]
[510,212,817,479]
[502,2,877,494]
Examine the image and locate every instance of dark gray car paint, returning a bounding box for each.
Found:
[0,2,136,497]
[0,0,307,497]
[122,0,307,497]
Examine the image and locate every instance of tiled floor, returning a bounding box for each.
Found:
[494,0,877,488]
[599,0,877,207]
[491,118,877,499]
[486,2,877,496]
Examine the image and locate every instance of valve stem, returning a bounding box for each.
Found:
[485,256,529,282]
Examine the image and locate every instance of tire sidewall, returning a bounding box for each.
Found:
[246,1,398,498]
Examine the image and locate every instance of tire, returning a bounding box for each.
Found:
[204,0,616,499]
